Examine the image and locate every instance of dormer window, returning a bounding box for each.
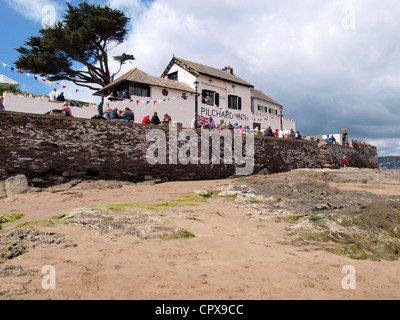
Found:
[167,71,178,81]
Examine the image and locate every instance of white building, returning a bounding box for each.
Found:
[95,56,295,130]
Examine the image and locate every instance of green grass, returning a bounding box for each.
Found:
[13,219,56,229]
[88,192,214,212]
[160,228,195,240]
[0,214,26,232]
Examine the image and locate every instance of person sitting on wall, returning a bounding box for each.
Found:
[326,135,332,143]
[274,129,279,137]
[57,92,66,102]
[151,112,161,125]
[103,108,112,120]
[219,119,227,129]
[110,108,120,120]
[0,96,5,110]
[227,122,233,130]
[142,114,151,124]
[163,113,172,122]
[295,131,303,140]
[263,126,274,137]
[331,135,336,144]
[123,107,135,122]
[207,117,215,130]
[61,101,72,116]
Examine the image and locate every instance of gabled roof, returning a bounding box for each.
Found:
[161,57,254,88]
[0,74,19,87]
[251,89,282,107]
[94,68,194,95]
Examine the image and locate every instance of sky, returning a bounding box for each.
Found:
[0,0,399,157]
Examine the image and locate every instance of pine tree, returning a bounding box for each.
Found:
[15,2,134,91]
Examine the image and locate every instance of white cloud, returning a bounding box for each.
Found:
[3,0,62,24]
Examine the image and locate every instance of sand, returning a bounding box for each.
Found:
[1,176,400,300]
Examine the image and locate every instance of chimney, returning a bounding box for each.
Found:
[223,66,234,75]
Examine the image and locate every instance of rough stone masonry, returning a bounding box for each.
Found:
[0,111,378,187]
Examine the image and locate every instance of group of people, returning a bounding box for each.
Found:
[100,107,173,125]
[201,118,303,140]
[49,88,68,103]
[262,127,303,140]
[326,129,349,145]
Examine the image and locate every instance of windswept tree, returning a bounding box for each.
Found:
[15,2,134,91]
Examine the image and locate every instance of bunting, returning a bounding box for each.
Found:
[1,61,86,94]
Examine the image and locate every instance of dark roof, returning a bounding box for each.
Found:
[95,68,194,95]
[161,57,254,87]
[251,89,282,107]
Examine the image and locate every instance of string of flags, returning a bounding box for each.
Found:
[98,92,285,123]
[1,61,87,94]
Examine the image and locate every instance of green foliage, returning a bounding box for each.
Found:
[15,1,134,91]
[0,84,24,96]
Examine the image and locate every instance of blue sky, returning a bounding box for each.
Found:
[1,0,399,157]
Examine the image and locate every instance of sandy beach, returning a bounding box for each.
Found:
[1,168,400,300]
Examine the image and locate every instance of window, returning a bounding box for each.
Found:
[228,95,242,110]
[167,72,178,81]
[129,83,150,97]
[162,89,168,96]
[202,90,219,106]
[258,105,263,111]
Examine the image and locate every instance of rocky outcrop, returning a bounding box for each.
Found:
[218,168,400,261]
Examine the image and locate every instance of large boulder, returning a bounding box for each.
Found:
[0,181,6,199]
[4,175,30,196]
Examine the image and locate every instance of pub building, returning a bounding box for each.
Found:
[94,56,295,131]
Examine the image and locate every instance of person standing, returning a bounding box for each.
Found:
[343,156,348,168]
[342,128,348,145]
[49,88,57,101]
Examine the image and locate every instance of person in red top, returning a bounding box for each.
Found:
[142,114,151,124]
[163,113,172,122]
[343,156,348,168]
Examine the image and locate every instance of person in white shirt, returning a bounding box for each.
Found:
[49,88,57,101]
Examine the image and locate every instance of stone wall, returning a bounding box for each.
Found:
[320,140,379,169]
[0,111,378,187]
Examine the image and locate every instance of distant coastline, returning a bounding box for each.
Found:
[379,156,400,171]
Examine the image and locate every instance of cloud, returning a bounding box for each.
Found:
[3,0,62,24]
[103,0,400,156]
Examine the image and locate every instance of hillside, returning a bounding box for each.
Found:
[379,156,400,170]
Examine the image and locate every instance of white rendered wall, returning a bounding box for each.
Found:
[2,92,98,118]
